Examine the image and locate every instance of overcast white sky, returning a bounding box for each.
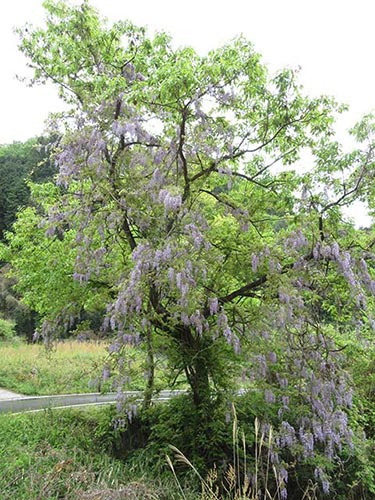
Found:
[1,0,375,145]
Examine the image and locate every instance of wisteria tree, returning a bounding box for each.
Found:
[6,0,375,491]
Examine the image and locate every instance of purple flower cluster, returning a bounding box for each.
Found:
[284,229,308,252]
[159,189,182,213]
[314,467,330,494]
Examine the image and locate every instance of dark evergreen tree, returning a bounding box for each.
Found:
[0,137,57,241]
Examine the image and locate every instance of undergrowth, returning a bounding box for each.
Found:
[1,393,375,499]
[0,406,193,500]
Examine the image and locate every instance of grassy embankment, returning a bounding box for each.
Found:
[0,406,194,500]
[0,341,194,499]
[0,340,170,395]
[0,398,321,500]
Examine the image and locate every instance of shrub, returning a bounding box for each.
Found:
[0,317,15,341]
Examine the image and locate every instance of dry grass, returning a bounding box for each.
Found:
[79,483,159,499]
[167,408,319,500]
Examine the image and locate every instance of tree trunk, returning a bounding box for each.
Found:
[180,327,212,408]
[190,355,211,408]
[143,321,155,409]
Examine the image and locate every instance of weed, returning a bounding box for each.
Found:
[0,406,187,499]
[166,405,319,500]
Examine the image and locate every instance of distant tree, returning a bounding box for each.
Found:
[0,136,58,336]
[1,181,108,338]
[5,0,375,494]
[0,137,56,241]
[0,264,36,341]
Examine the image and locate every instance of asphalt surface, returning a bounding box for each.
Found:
[0,389,186,414]
[0,388,25,400]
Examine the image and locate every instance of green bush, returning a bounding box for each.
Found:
[0,317,15,341]
[107,391,375,499]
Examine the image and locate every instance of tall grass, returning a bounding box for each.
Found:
[0,340,147,395]
[167,405,319,500]
[0,406,189,500]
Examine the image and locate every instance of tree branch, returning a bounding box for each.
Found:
[178,107,190,201]
[219,252,314,304]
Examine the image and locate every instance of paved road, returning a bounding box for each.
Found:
[0,388,25,400]
[0,389,186,414]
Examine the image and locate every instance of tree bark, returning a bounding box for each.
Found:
[143,315,155,410]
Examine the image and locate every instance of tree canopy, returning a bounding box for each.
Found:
[0,137,55,241]
[3,0,375,495]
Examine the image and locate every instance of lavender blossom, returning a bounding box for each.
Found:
[265,389,276,404]
[252,253,259,272]
[269,351,277,363]
[208,297,219,315]
[159,189,182,212]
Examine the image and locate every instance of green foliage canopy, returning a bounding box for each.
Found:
[4,1,375,495]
